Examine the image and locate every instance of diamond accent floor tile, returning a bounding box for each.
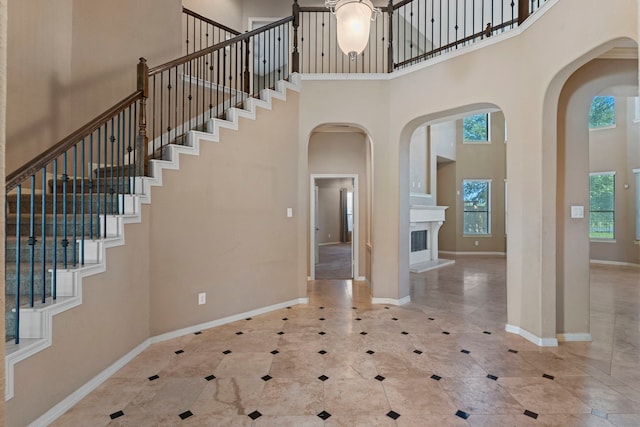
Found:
[317,410,331,420]
[455,410,469,419]
[386,410,401,420]
[51,260,640,426]
[110,410,124,420]
[179,410,193,420]
[248,410,262,420]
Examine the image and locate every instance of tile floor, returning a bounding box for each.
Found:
[53,257,640,426]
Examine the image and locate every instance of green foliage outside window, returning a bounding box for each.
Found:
[589,173,615,239]
[463,180,490,234]
[463,114,489,142]
[589,96,615,129]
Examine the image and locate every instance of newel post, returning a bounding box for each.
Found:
[292,0,300,73]
[387,0,394,73]
[136,57,149,177]
[517,0,530,25]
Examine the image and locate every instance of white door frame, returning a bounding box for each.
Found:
[310,174,359,280]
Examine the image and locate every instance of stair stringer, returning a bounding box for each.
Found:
[4,74,301,402]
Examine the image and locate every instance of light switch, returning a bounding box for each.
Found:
[570,205,584,219]
[287,208,293,218]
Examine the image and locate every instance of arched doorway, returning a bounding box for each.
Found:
[307,124,373,287]
[555,54,639,339]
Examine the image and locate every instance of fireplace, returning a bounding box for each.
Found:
[409,205,447,266]
[411,230,428,252]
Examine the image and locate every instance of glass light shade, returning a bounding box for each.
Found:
[335,0,374,59]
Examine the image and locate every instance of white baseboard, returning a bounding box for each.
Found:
[9,76,304,422]
[557,333,592,342]
[440,251,506,256]
[505,324,558,347]
[29,296,308,427]
[318,241,342,246]
[372,296,411,306]
[590,259,640,268]
[29,340,151,427]
[150,298,308,344]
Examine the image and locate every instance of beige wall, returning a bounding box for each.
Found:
[5,213,151,426]
[557,59,638,336]
[6,0,74,172]
[149,95,302,336]
[316,178,352,245]
[6,0,182,173]
[3,0,640,423]
[308,131,369,279]
[182,0,244,31]
[589,97,640,264]
[298,0,638,339]
[437,160,457,251]
[433,113,507,253]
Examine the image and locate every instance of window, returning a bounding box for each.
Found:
[463,114,490,142]
[589,172,615,240]
[463,179,491,235]
[589,96,615,129]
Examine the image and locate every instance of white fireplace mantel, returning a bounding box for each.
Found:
[410,205,447,224]
[409,205,450,269]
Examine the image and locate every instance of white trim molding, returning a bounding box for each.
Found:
[372,296,411,306]
[590,259,640,268]
[439,251,506,256]
[557,333,592,342]
[29,297,308,427]
[150,298,308,344]
[505,324,558,347]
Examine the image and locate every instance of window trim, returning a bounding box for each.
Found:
[462,179,492,236]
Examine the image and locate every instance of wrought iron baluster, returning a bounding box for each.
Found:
[62,151,68,270]
[52,160,57,301]
[81,139,85,265]
[103,123,108,237]
[90,134,94,240]
[14,184,22,344]
[73,145,78,266]
[28,175,36,308]
[41,167,47,302]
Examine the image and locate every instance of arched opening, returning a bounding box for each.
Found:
[399,103,509,327]
[555,50,639,361]
[307,124,373,291]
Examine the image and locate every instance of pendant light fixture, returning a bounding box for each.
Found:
[326,0,381,60]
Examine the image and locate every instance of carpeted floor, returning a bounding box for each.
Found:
[315,243,352,280]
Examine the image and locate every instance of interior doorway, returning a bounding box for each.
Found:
[310,175,358,280]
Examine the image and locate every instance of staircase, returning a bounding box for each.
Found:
[3,74,301,401]
[4,1,550,418]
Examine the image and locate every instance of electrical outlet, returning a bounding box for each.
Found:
[475,241,479,246]
[198,292,206,305]
[328,234,331,239]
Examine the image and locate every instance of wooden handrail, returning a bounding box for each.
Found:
[6,91,144,192]
[149,15,295,76]
[182,7,241,36]
[299,5,391,13]
[394,19,518,69]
